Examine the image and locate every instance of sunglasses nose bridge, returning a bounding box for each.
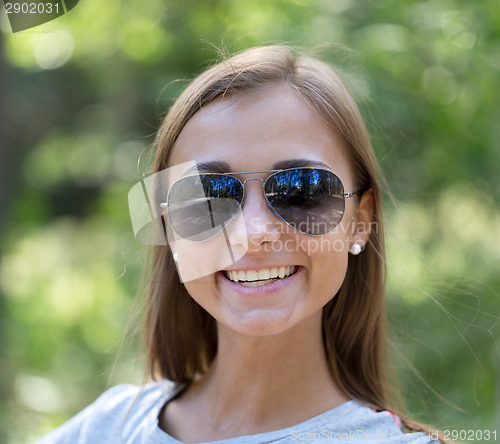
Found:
[242,177,264,184]
[240,177,265,207]
[238,176,279,229]
[239,176,265,207]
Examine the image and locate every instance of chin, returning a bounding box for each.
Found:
[219,309,303,337]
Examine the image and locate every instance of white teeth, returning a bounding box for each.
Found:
[225,266,298,283]
[258,269,270,280]
[246,270,259,281]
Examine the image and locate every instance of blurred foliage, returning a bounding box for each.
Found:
[0,0,499,442]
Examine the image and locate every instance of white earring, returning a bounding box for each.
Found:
[350,243,363,255]
[173,252,178,262]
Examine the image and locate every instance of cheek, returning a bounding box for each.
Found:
[169,236,235,284]
[299,222,351,257]
[183,275,218,311]
[300,232,350,301]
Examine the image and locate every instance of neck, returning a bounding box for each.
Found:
[182,311,349,432]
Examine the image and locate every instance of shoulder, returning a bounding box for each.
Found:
[286,400,442,443]
[35,380,179,444]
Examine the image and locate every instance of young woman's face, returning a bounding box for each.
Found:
[169,85,367,337]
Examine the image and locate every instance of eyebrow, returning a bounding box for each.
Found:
[183,159,332,175]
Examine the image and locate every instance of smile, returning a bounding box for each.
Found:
[224,266,299,287]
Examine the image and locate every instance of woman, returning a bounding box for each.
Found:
[38,46,449,443]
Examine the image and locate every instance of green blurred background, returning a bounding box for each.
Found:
[0,0,499,442]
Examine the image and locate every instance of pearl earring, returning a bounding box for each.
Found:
[350,243,362,255]
[173,252,178,262]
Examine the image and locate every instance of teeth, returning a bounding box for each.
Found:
[246,270,258,281]
[258,269,270,280]
[225,266,297,283]
[239,279,275,287]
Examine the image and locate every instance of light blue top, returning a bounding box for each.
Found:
[35,381,441,443]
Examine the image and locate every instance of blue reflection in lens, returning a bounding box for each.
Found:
[264,168,345,235]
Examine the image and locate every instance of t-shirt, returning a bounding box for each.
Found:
[35,381,441,443]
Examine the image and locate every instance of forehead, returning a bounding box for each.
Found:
[169,85,353,186]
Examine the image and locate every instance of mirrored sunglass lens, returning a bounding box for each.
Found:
[265,169,345,235]
[168,175,243,240]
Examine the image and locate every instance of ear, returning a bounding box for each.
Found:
[350,189,374,251]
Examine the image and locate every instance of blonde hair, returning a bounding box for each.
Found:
[142,45,451,441]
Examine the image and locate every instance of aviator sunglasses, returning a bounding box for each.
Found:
[160,167,363,242]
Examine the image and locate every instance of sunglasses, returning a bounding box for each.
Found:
[160,167,363,242]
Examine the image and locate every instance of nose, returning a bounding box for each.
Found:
[228,178,282,252]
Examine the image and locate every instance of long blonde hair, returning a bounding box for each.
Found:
[142,45,450,441]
